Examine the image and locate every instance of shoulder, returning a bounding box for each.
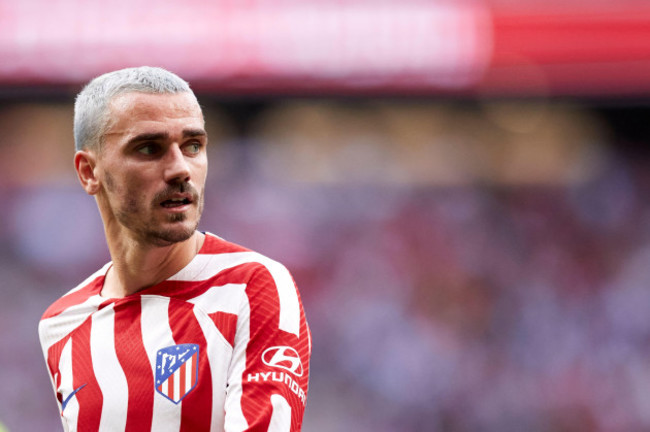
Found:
[184,233,303,337]
[38,264,110,355]
[175,232,294,285]
[40,263,110,321]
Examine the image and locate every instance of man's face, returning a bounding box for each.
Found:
[94,91,208,246]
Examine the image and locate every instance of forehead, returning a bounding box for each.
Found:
[105,92,204,137]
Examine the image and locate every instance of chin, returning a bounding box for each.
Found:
[133,207,203,246]
[146,229,194,246]
[145,220,199,246]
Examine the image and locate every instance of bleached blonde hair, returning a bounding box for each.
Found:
[73,66,198,151]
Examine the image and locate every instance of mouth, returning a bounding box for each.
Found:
[159,194,194,209]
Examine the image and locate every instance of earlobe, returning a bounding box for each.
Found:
[74,151,100,195]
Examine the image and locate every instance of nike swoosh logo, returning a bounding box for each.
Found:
[61,384,86,412]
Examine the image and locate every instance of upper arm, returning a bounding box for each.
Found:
[224,264,311,432]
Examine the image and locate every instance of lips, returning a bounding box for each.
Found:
[158,192,195,209]
[154,182,200,212]
[161,196,192,208]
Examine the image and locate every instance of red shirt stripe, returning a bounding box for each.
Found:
[71,319,102,431]
[113,300,154,432]
[167,298,213,431]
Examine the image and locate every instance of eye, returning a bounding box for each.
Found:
[137,143,161,155]
[184,142,202,154]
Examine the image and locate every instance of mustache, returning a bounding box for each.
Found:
[152,182,200,204]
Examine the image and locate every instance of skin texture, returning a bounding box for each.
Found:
[74,92,209,298]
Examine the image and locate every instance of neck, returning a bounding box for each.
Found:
[102,230,205,298]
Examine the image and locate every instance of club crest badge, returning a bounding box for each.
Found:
[155,343,199,404]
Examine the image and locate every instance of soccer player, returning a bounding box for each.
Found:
[38,67,311,431]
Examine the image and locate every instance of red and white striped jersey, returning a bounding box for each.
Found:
[38,233,311,432]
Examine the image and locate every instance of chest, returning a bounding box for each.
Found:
[54,296,235,431]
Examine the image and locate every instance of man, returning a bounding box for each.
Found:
[38,67,311,431]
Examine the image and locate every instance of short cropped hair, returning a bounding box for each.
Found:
[73,66,197,151]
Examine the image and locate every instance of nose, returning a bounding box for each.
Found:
[163,144,191,184]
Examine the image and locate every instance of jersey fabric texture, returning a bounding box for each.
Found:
[38,233,311,432]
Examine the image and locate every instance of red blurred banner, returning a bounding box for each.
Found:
[0,1,649,96]
[485,5,650,96]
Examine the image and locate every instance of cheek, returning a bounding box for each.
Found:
[194,160,208,187]
[104,170,148,209]
[104,171,117,192]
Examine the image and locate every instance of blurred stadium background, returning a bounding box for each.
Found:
[2,0,650,431]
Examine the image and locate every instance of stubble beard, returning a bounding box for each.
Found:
[117,196,204,247]
[107,175,204,247]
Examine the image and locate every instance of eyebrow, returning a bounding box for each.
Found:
[183,129,208,139]
[127,129,207,145]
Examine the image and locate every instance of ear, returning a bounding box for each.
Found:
[74,150,101,195]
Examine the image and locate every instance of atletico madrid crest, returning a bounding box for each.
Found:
[155,343,199,404]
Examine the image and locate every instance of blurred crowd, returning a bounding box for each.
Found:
[1,98,649,431]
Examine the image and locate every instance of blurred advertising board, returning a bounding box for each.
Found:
[0,1,490,94]
[0,1,649,96]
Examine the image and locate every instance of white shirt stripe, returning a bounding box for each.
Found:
[141,296,182,432]
[90,303,129,431]
[171,252,301,337]
[188,283,246,315]
[192,306,232,430]
[39,294,104,355]
[58,338,77,432]
[223,292,251,432]
[268,394,292,432]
